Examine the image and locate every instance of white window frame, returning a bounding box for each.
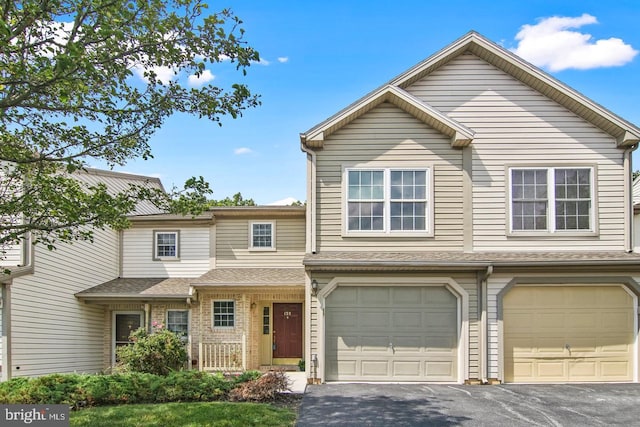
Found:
[343,166,433,237]
[153,230,180,260]
[166,309,189,341]
[507,165,597,235]
[249,221,276,251]
[212,300,235,328]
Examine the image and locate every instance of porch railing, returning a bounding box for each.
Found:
[199,335,246,371]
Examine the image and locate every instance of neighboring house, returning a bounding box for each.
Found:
[0,169,165,380]
[1,167,306,379]
[300,31,640,384]
[74,206,306,373]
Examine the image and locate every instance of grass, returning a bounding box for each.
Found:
[70,401,297,427]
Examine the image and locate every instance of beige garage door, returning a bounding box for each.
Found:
[325,286,458,381]
[504,286,634,383]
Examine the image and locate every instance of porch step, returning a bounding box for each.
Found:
[260,365,300,372]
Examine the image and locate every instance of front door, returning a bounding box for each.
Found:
[273,303,302,358]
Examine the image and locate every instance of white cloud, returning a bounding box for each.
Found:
[131,65,177,85]
[511,14,638,71]
[234,147,253,155]
[277,57,289,63]
[252,58,271,66]
[267,197,300,206]
[187,69,215,87]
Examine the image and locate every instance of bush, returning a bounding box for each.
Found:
[116,325,187,375]
[0,371,258,408]
[229,370,291,402]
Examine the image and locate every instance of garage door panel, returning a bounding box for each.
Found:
[327,312,358,328]
[330,336,358,352]
[393,312,422,328]
[566,313,597,329]
[504,286,634,383]
[360,311,390,328]
[569,360,597,378]
[361,288,390,305]
[600,360,631,377]
[537,361,566,379]
[393,361,421,376]
[362,360,389,376]
[361,336,390,352]
[601,311,633,329]
[326,285,458,382]
[392,288,422,304]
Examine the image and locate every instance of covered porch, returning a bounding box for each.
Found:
[192,267,305,372]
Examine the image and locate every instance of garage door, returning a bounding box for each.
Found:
[325,286,458,381]
[504,286,634,383]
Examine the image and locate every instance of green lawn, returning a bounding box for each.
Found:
[70,402,297,427]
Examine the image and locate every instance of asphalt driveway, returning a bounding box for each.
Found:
[296,383,640,426]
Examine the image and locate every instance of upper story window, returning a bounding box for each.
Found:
[345,167,432,235]
[510,167,594,233]
[213,300,235,328]
[154,231,179,260]
[250,221,275,250]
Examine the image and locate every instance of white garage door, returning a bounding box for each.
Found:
[504,286,635,383]
[325,286,458,381]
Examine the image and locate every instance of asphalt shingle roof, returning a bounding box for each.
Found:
[76,268,305,299]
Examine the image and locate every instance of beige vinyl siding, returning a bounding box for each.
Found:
[215,218,305,268]
[635,214,640,253]
[0,243,22,267]
[407,53,625,251]
[316,103,464,252]
[10,227,117,377]
[310,272,479,381]
[122,227,210,277]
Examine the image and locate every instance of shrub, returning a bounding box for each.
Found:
[116,325,187,375]
[229,370,291,402]
[0,370,258,408]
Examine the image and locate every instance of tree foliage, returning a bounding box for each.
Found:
[210,192,256,207]
[0,0,260,253]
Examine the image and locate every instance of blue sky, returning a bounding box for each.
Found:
[108,0,640,205]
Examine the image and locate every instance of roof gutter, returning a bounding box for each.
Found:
[300,137,317,254]
[624,143,638,252]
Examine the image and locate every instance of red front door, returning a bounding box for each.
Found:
[273,303,302,358]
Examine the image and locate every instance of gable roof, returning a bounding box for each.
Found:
[301,31,640,148]
[301,85,474,148]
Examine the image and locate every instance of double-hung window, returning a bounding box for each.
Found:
[153,231,179,260]
[510,167,594,233]
[250,222,275,250]
[346,167,431,234]
[213,300,235,327]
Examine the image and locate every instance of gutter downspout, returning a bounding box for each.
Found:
[300,138,317,254]
[624,144,638,252]
[479,265,493,384]
[301,137,317,385]
[1,232,34,381]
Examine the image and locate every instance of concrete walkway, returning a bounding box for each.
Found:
[285,371,307,394]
